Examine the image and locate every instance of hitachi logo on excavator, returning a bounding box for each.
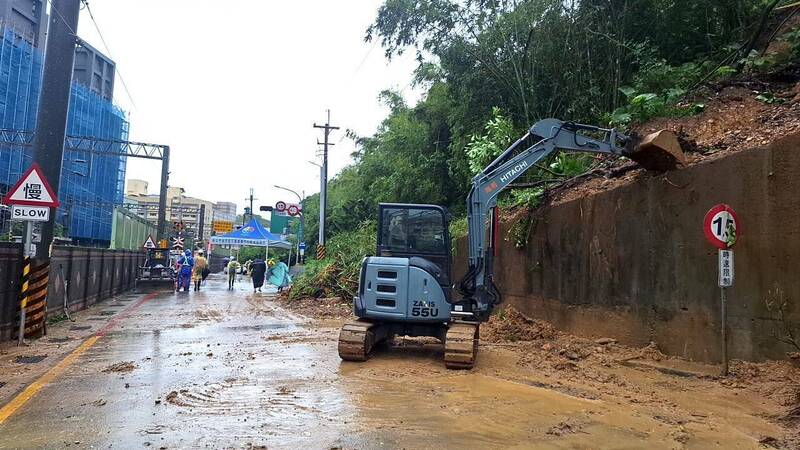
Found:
[500,161,529,183]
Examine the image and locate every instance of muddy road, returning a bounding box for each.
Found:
[0,275,794,449]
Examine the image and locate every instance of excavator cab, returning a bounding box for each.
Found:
[377,204,451,283]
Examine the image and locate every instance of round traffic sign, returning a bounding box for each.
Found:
[275,201,287,212]
[287,204,299,216]
[703,204,739,249]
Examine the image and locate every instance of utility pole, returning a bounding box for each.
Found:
[32,0,81,259]
[245,188,255,223]
[313,110,338,259]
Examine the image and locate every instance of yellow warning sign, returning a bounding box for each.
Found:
[213,220,234,233]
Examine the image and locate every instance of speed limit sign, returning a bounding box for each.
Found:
[703,204,739,249]
[275,201,287,212]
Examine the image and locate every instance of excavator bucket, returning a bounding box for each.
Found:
[626,130,686,171]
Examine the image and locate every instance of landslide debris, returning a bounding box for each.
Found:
[101,361,137,373]
[275,292,353,320]
[482,306,557,342]
[542,80,800,206]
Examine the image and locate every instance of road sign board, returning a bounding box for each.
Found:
[719,249,734,287]
[703,204,739,249]
[142,235,157,249]
[3,163,59,207]
[171,236,185,250]
[213,220,234,233]
[287,204,302,216]
[299,242,306,250]
[275,201,287,212]
[11,205,49,222]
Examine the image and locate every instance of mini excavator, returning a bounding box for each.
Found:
[338,118,685,369]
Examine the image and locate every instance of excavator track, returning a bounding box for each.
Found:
[338,319,376,362]
[444,322,479,369]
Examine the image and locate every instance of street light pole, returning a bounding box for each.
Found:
[274,185,304,265]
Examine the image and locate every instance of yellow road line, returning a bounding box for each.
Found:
[0,335,99,424]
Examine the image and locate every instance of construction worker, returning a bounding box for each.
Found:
[226,257,241,290]
[192,250,208,292]
[176,249,194,292]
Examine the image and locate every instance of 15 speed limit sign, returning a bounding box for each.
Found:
[703,204,739,249]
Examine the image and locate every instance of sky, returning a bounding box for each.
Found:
[72,0,421,213]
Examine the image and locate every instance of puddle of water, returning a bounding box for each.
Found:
[16,355,47,364]
[224,323,288,332]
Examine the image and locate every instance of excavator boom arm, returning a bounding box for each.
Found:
[461,119,632,319]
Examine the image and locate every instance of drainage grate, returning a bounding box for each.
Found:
[69,325,92,331]
[47,337,71,343]
[16,355,46,364]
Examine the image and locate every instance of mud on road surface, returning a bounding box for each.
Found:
[0,277,797,448]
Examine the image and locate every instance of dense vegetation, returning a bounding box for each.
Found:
[293,0,798,298]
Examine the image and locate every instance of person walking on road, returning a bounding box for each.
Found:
[192,250,208,292]
[267,259,292,293]
[176,249,194,292]
[227,257,241,290]
[250,258,267,292]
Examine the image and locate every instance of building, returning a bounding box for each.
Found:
[125,182,216,243]
[0,0,46,47]
[73,40,116,102]
[125,179,148,197]
[213,202,236,223]
[0,6,127,246]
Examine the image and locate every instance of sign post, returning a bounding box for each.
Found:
[142,235,157,249]
[2,163,60,344]
[703,204,739,375]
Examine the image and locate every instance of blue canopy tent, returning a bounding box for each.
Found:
[210,218,292,260]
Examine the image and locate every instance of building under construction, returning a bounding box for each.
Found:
[0,24,129,246]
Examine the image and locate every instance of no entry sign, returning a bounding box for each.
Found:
[703,204,739,249]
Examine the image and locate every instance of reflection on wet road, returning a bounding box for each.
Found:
[0,277,356,449]
[0,275,783,449]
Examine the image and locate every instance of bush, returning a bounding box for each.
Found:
[290,221,376,300]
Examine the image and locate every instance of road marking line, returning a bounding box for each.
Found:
[0,292,159,424]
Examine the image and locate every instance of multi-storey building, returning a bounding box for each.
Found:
[0,5,128,246]
[213,202,236,223]
[126,182,218,243]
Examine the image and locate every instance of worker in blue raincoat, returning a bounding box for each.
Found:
[267,259,292,292]
[176,249,194,292]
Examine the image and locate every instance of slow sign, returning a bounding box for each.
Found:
[11,205,49,222]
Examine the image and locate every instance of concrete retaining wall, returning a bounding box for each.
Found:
[460,134,800,362]
[0,245,144,340]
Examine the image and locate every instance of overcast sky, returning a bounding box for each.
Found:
[73,1,420,213]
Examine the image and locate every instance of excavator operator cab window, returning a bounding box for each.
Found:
[378,205,448,257]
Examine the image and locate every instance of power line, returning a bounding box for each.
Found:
[79,0,137,109]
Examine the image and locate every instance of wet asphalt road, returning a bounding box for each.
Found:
[0,275,784,449]
[0,277,358,449]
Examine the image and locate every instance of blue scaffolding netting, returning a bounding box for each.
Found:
[0,28,129,245]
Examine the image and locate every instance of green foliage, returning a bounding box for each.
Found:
[465,107,517,174]
[290,222,376,299]
[236,246,290,264]
[449,216,468,256]
[755,91,782,104]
